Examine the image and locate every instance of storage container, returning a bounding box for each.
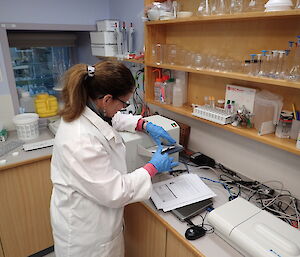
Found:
[96,20,119,32]
[90,32,117,45]
[34,93,58,118]
[13,113,39,140]
[253,90,283,135]
[91,44,117,57]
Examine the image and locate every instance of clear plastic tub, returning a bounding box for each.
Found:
[13,113,39,140]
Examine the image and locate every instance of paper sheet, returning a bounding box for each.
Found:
[151,174,216,212]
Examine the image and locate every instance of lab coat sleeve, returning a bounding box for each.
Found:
[63,135,152,208]
[112,111,142,133]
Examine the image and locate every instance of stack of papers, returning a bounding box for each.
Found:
[151,173,216,212]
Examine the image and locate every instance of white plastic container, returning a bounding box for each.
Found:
[19,91,35,113]
[91,44,117,57]
[253,90,283,135]
[13,113,39,140]
[96,20,119,32]
[90,32,117,45]
[173,79,184,107]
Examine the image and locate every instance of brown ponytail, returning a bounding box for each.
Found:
[59,64,88,122]
[60,60,135,122]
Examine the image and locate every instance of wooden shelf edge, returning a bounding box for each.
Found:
[146,10,300,25]
[147,100,300,156]
[96,56,144,64]
[146,63,300,89]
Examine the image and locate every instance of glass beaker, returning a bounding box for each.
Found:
[215,0,230,14]
[230,0,244,13]
[198,0,211,15]
[166,44,177,65]
[185,51,195,68]
[153,43,163,65]
[176,48,187,66]
[194,54,204,70]
[245,0,265,11]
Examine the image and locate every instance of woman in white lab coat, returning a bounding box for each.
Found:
[50,61,178,257]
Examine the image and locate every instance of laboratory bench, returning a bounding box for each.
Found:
[0,128,241,257]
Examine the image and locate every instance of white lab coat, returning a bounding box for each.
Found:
[50,107,152,257]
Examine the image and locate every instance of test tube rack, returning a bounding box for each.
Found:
[192,105,232,125]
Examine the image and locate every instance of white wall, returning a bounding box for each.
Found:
[0,0,110,25]
[109,0,145,53]
[150,105,300,199]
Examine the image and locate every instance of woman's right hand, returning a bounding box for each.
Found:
[149,146,179,173]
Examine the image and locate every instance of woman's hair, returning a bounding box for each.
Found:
[60,60,135,122]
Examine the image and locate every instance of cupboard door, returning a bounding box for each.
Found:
[0,240,4,257]
[0,159,53,257]
[124,203,166,257]
[166,231,205,257]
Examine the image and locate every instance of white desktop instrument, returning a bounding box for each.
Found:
[207,197,300,257]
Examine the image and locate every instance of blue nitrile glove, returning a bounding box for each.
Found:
[149,146,179,172]
[146,122,176,146]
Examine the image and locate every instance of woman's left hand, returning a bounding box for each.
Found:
[145,122,176,146]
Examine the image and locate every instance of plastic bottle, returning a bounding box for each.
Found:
[173,79,183,107]
[165,78,175,105]
[160,75,170,104]
[153,69,163,102]
[19,91,35,113]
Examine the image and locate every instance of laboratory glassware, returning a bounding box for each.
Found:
[296,0,300,8]
[268,50,279,78]
[153,44,163,65]
[215,0,230,14]
[249,54,257,75]
[198,0,211,15]
[274,51,285,79]
[230,0,244,13]
[210,0,218,14]
[258,50,268,76]
[245,0,265,11]
[185,51,195,68]
[194,54,204,70]
[176,48,187,66]
[288,36,300,81]
[167,44,177,65]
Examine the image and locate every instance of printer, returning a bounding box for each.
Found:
[120,115,180,172]
[207,197,300,257]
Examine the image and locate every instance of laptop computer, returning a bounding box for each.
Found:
[171,198,213,222]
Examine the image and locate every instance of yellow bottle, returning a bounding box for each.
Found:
[34,93,58,118]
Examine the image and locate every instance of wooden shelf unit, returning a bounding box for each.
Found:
[146,10,300,25]
[144,0,300,156]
